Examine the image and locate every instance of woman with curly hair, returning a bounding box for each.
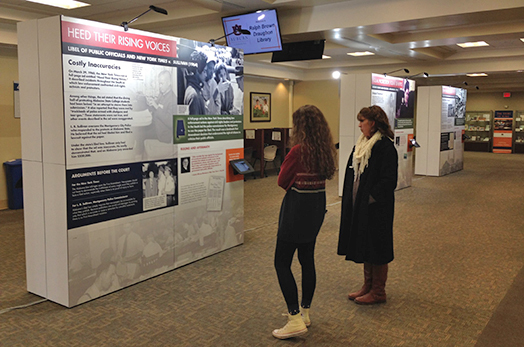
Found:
[338,105,398,306]
[272,105,337,339]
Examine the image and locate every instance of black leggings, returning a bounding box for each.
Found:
[274,238,317,313]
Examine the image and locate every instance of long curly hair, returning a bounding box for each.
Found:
[291,105,337,179]
[358,105,394,139]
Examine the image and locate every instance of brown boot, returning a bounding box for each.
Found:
[348,262,372,300]
[354,264,388,305]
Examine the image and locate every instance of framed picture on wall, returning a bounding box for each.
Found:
[250,92,271,122]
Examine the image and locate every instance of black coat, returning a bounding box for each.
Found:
[337,136,398,264]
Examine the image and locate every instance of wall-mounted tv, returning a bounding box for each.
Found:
[222,9,283,55]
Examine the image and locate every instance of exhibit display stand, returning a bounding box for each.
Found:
[464,111,493,152]
[18,16,245,307]
[514,111,524,153]
[493,111,514,153]
[415,86,466,176]
[338,73,415,196]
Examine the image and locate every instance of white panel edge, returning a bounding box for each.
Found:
[43,162,69,306]
[23,160,47,297]
[17,20,43,162]
[38,16,66,166]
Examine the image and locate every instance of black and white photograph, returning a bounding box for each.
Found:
[69,215,176,305]
[142,159,178,210]
[128,65,177,161]
[177,39,243,116]
[181,157,191,173]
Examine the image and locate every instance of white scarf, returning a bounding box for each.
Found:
[352,131,383,181]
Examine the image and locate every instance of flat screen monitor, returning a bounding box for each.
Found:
[230,159,255,175]
[222,9,283,55]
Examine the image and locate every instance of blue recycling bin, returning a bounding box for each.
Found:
[3,159,23,209]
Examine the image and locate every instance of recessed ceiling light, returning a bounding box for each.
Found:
[466,73,488,77]
[26,0,91,9]
[457,41,489,48]
[322,55,331,59]
[347,51,375,56]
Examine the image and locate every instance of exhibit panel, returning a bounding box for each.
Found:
[514,111,524,153]
[370,74,415,190]
[338,73,415,195]
[415,86,466,176]
[18,16,245,307]
[174,139,244,269]
[464,111,493,152]
[493,110,514,154]
[440,86,466,175]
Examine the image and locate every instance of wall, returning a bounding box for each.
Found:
[243,76,291,129]
[293,79,340,142]
[0,48,20,209]
[466,91,524,112]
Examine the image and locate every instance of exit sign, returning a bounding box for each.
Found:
[503,92,511,98]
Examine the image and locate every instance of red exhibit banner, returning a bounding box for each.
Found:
[442,86,456,96]
[371,75,404,89]
[62,20,178,58]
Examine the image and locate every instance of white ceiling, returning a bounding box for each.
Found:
[3,0,524,92]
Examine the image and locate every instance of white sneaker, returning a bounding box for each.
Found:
[272,313,308,339]
[301,308,311,327]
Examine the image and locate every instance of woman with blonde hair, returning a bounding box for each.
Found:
[338,105,398,305]
[272,105,337,339]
